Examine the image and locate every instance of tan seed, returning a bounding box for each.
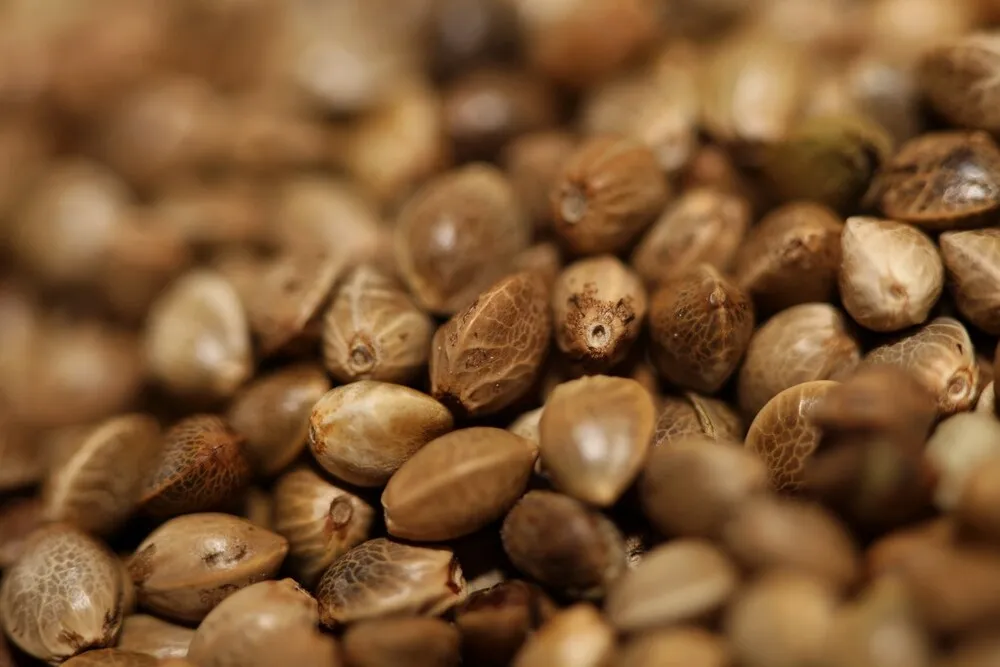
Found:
[616,626,731,667]
[957,455,1000,542]
[62,650,160,667]
[342,617,461,667]
[653,392,745,447]
[925,412,1000,511]
[512,604,615,667]
[507,406,544,447]
[940,228,1000,334]
[921,33,1000,133]
[117,615,194,660]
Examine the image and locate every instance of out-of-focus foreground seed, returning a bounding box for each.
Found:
[512,604,615,667]
[342,617,461,667]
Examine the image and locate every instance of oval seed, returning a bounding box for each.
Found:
[940,228,1000,334]
[342,617,461,667]
[653,393,745,447]
[512,604,616,667]
[117,614,194,660]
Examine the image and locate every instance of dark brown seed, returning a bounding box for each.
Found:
[0,414,46,492]
[649,264,754,394]
[430,272,551,418]
[0,496,42,569]
[921,34,1000,133]
[342,617,461,667]
[511,604,616,667]
[454,581,558,667]
[139,415,252,518]
[940,228,1000,334]
[653,392,745,448]
[117,614,194,659]
[503,131,577,232]
[551,135,669,255]
[615,626,731,667]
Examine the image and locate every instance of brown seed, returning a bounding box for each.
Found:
[540,375,655,506]
[551,135,669,256]
[454,581,558,667]
[616,626,731,667]
[0,496,42,569]
[511,604,615,667]
[653,392,745,447]
[605,539,739,633]
[631,188,750,288]
[145,270,252,400]
[503,131,577,232]
[0,415,45,492]
[874,131,1000,229]
[117,614,194,660]
[342,617,461,667]
[322,264,434,385]
[732,202,843,313]
[512,242,563,290]
[43,413,162,535]
[940,228,1000,334]
[640,435,767,540]
[501,490,627,598]
[839,216,944,332]
[957,455,1000,542]
[315,538,467,627]
[395,164,529,315]
[977,380,996,414]
[921,34,1000,133]
[383,427,537,541]
[308,381,454,487]
[139,415,252,518]
[128,512,288,623]
[738,303,861,417]
[0,524,125,663]
[227,365,330,477]
[649,264,755,393]
[865,317,978,415]
[551,255,647,370]
[62,650,160,667]
[507,407,544,447]
[925,412,1000,511]
[943,632,1000,667]
[430,272,551,418]
[272,467,375,587]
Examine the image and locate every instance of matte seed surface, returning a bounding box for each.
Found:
[116,614,194,659]
[940,228,1000,334]
[341,617,461,667]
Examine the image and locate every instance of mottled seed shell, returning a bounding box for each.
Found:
[273,467,375,587]
[551,135,669,255]
[145,270,252,399]
[653,393,745,447]
[43,414,162,535]
[649,264,754,394]
[315,538,467,627]
[128,513,289,623]
[308,381,454,487]
[631,187,750,287]
[227,365,331,476]
[865,317,978,415]
[839,217,943,332]
[62,650,160,667]
[139,415,252,518]
[551,255,647,370]
[322,264,434,384]
[744,380,840,493]
[383,428,537,541]
[940,229,1000,334]
[0,525,125,663]
[454,581,558,667]
[430,272,551,418]
[117,615,194,659]
[395,164,530,314]
[540,376,655,506]
[501,490,627,598]
[0,496,42,569]
[512,604,616,667]
[615,627,730,667]
[738,304,861,417]
[921,34,1000,133]
[342,617,461,667]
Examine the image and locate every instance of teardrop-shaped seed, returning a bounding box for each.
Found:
[383,427,537,541]
[940,228,1000,334]
[0,524,125,663]
[653,393,745,447]
[341,617,461,667]
[117,615,194,659]
[128,513,288,623]
[309,381,454,487]
[512,604,615,667]
[62,650,160,667]
[315,538,467,627]
[540,376,655,506]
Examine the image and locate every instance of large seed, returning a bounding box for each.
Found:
[117,615,194,660]
[539,375,655,506]
[940,228,1000,334]
[309,381,454,487]
[128,513,288,623]
[653,393,745,447]
[921,34,1000,132]
[512,604,615,667]
[454,581,558,667]
[383,427,537,541]
[341,617,461,667]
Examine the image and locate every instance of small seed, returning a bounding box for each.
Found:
[342,617,461,667]
[940,228,1000,334]
[925,412,1000,511]
[512,604,615,667]
[503,131,577,232]
[616,626,730,667]
[507,406,544,446]
[921,33,1000,133]
[653,392,745,447]
[309,381,454,487]
[62,650,160,667]
[117,615,194,660]
[454,580,558,667]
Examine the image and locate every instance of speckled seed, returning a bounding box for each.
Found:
[342,617,461,667]
[921,34,1000,133]
[653,393,745,447]
[308,381,454,487]
[139,415,252,518]
[395,164,530,315]
[315,538,467,627]
[117,615,194,659]
[552,255,647,370]
[512,604,616,667]
[631,187,750,287]
[604,539,739,633]
[865,317,978,415]
[744,380,840,493]
[838,216,944,332]
[640,435,767,540]
[0,496,42,569]
[0,524,125,663]
[648,264,754,394]
[925,412,1000,511]
[322,264,434,385]
[430,272,551,418]
[551,135,670,255]
[227,365,331,476]
[616,627,731,667]
[940,229,1000,334]
[540,375,655,506]
[127,513,289,623]
[454,581,559,667]
[187,578,318,667]
[43,414,162,535]
[62,650,160,666]
[272,467,375,587]
[738,303,860,417]
[383,428,537,541]
[732,202,843,313]
[501,490,627,599]
[145,270,252,399]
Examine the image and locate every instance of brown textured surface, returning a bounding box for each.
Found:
[940,228,1000,334]
[454,581,558,667]
[653,392,745,448]
[116,614,194,659]
[62,649,160,667]
[921,34,1000,132]
[342,617,461,667]
[430,272,551,417]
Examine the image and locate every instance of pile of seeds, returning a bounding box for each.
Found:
[5,0,1000,665]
